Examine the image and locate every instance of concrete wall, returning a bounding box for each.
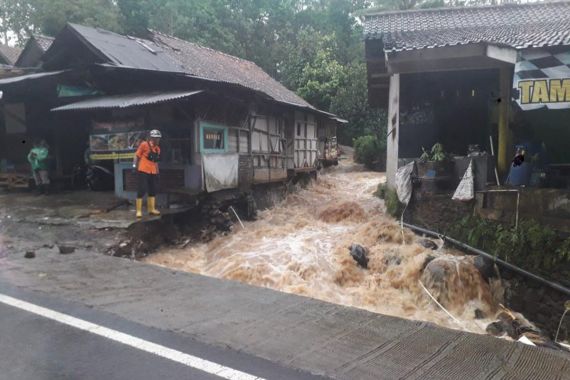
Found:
[475,188,570,233]
[386,74,400,188]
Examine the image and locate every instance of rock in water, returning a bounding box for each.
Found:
[474,309,486,319]
[486,321,505,336]
[418,239,438,250]
[421,255,436,271]
[24,251,35,259]
[421,256,496,312]
[349,244,369,269]
[474,256,496,282]
[384,253,402,266]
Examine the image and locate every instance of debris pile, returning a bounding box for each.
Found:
[200,201,233,241]
[486,307,565,350]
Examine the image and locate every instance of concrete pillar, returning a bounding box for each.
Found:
[386,74,400,188]
[497,67,512,176]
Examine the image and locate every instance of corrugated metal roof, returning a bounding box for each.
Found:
[65,24,314,109]
[364,1,570,52]
[51,90,203,111]
[0,70,66,85]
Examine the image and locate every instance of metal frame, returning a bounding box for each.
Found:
[199,121,228,154]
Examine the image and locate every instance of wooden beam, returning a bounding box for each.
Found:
[387,44,486,64]
[486,45,517,64]
[497,66,513,176]
[387,55,511,74]
[386,74,400,188]
[370,73,389,79]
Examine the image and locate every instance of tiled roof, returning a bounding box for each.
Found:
[0,44,22,65]
[150,31,313,108]
[65,24,313,109]
[34,35,55,51]
[364,1,570,52]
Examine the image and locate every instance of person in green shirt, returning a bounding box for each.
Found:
[27,140,50,194]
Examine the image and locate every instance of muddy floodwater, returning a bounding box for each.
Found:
[146,158,506,335]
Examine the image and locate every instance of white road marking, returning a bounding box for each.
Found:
[0,293,265,380]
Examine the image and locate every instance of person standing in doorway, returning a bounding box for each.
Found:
[27,139,50,195]
[133,129,161,218]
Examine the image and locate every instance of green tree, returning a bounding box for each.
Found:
[0,0,385,147]
[0,0,34,44]
[281,31,346,110]
[117,0,153,36]
[331,62,386,145]
[30,0,122,36]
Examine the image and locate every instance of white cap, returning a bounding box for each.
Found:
[150,129,162,138]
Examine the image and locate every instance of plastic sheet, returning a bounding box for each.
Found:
[452,160,474,201]
[395,161,415,205]
[202,153,239,192]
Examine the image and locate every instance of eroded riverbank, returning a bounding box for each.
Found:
[146,160,509,335]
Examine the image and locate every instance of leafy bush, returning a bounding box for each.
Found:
[448,216,570,277]
[419,142,447,162]
[374,183,387,199]
[384,187,402,218]
[374,183,401,217]
[353,135,385,170]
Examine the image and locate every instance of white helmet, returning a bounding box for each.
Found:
[149,129,162,138]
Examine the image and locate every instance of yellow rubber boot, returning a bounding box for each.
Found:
[135,198,143,218]
[148,196,160,216]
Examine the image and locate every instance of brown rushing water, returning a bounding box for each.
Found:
[146,158,505,334]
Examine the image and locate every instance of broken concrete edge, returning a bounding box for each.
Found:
[403,222,570,297]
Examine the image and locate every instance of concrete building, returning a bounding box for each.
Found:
[364,1,570,190]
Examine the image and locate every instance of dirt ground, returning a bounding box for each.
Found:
[0,190,135,258]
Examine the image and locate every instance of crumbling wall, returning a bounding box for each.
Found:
[404,192,474,233]
[503,272,569,342]
[250,181,293,210]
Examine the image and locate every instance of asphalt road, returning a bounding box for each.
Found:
[0,287,327,380]
[1,250,569,380]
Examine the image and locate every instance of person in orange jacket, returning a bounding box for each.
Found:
[132,129,162,218]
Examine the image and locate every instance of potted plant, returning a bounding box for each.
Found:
[416,143,454,190]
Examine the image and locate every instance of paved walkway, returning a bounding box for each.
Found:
[0,248,568,379]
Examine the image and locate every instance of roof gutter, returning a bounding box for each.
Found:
[486,44,518,64]
[93,63,345,122]
[0,70,68,87]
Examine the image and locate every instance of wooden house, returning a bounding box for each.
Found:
[0,44,21,66]
[15,35,54,68]
[0,24,345,199]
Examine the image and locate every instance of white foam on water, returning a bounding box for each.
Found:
[146,160,505,334]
